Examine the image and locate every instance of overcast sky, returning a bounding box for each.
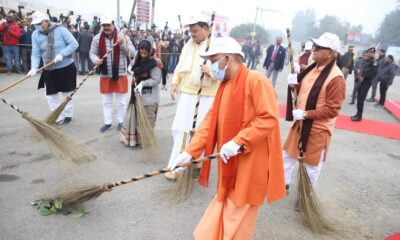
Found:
[13,0,398,34]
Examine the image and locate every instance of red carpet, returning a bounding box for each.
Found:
[279,105,400,140]
[385,100,400,121]
[385,233,400,240]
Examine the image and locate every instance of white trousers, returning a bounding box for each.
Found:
[46,91,74,122]
[101,93,127,125]
[168,93,214,166]
[283,149,325,190]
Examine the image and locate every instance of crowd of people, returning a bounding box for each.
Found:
[0,6,190,83]
[0,5,398,239]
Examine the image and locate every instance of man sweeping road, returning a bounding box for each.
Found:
[169,37,285,239]
[90,17,135,133]
[165,15,218,180]
[284,32,346,199]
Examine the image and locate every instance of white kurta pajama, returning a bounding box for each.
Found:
[167,37,218,167]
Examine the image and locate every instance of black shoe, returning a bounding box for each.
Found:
[117,123,123,131]
[100,124,112,133]
[62,117,72,124]
[286,184,290,195]
[79,71,84,75]
[349,101,355,105]
[351,115,362,121]
[366,98,375,102]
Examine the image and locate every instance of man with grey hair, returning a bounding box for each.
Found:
[283,32,346,205]
[263,36,286,87]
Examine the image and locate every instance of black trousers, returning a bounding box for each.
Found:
[379,82,389,105]
[161,67,168,85]
[356,80,372,116]
[79,52,93,73]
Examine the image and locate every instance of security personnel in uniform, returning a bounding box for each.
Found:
[351,47,378,121]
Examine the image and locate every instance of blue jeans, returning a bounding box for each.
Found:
[168,54,178,73]
[3,45,21,71]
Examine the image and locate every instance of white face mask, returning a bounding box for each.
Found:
[211,56,228,81]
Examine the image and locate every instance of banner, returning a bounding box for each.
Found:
[137,0,150,23]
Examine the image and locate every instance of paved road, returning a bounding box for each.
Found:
[0,64,399,240]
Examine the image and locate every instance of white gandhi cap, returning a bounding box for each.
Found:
[199,37,245,59]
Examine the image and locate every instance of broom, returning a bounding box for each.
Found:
[286,28,333,234]
[0,96,96,166]
[174,12,216,201]
[134,93,157,159]
[44,41,120,125]
[47,152,223,208]
[0,61,55,94]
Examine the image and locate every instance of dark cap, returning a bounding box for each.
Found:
[367,47,376,53]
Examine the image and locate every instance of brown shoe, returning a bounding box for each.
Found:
[164,172,178,181]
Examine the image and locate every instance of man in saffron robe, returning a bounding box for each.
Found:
[168,37,286,240]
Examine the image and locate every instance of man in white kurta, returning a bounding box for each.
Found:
[165,15,218,180]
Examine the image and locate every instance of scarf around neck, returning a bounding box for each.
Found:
[99,31,120,80]
[42,23,61,71]
[198,65,249,191]
[285,59,336,152]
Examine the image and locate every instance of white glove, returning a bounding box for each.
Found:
[287,73,298,85]
[53,54,63,63]
[293,62,301,74]
[134,82,143,95]
[168,151,192,173]
[27,68,37,77]
[128,63,134,76]
[292,109,305,121]
[220,140,241,164]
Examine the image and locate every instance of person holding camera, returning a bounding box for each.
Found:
[0,14,23,74]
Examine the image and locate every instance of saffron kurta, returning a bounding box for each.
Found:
[186,70,286,206]
[283,64,345,166]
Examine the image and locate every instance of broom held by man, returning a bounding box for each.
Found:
[169,37,286,239]
[283,32,346,193]
[165,14,218,180]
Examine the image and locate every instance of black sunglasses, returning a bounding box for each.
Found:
[313,44,331,51]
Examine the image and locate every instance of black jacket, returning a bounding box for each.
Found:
[362,58,378,82]
[377,62,396,85]
[77,30,93,53]
[341,52,354,73]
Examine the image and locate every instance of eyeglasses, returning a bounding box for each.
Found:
[313,44,331,51]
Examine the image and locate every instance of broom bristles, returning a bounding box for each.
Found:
[53,184,106,207]
[173,165,195,202]
[297,162,334,234]
[44,97,72,125]
[135,94,157,160]
[22,112,96,166]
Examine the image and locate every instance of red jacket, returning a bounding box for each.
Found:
[0,21,21,46]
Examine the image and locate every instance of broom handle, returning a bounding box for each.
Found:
[0,61,55,94]
[1,96,25,114]
[68,42,119,99]
[286,28,295,74]
[286,28,304,157]
[178,15,183,35]
[191,12,216,131]
[106,146,246,190]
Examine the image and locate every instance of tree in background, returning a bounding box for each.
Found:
[291,8,317,42]
[230,23,269,44]
[376,9,400,47]
[291,9,369,46]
